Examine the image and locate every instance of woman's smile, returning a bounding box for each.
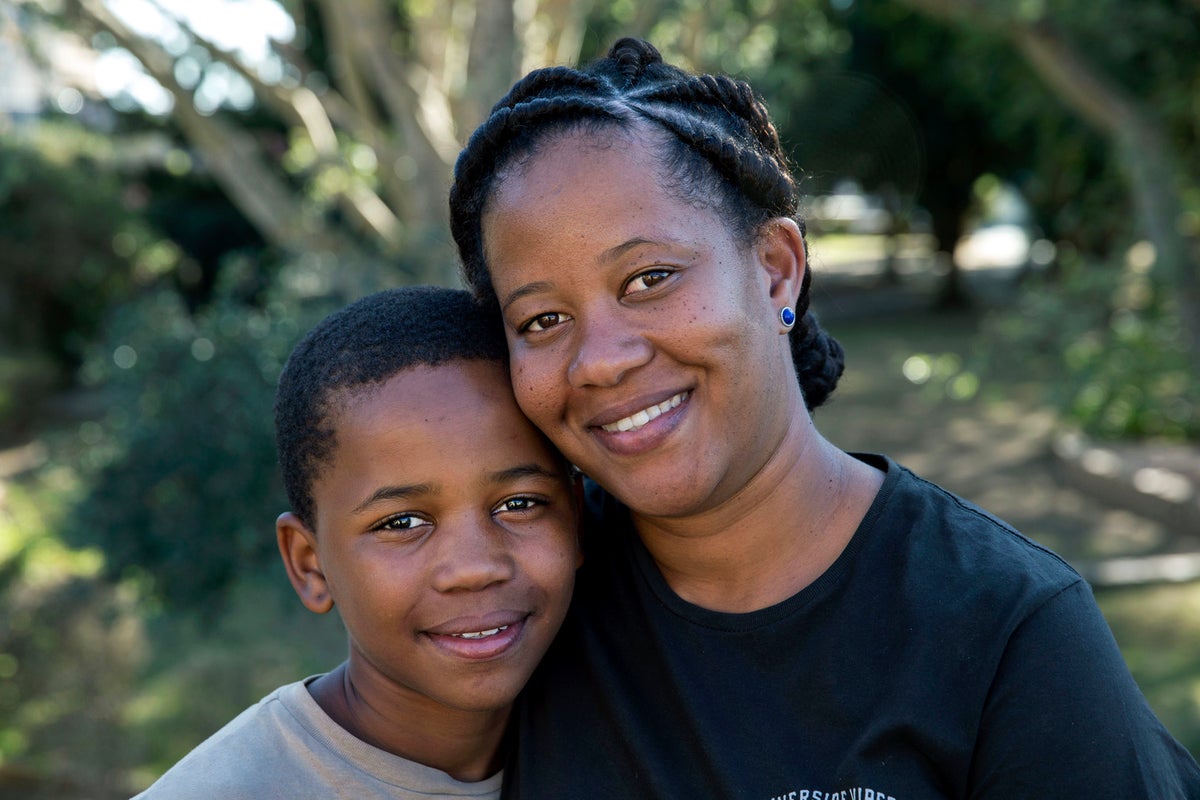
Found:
[587,389,692,458]
[596,390,689,434]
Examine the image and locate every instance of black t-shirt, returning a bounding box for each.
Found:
[505,455,1200,799]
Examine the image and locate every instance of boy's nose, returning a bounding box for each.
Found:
[567,310,652,389]
[430,520,516,593]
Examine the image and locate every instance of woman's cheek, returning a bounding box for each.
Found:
[510,359,556,425]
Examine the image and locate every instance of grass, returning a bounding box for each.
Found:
[1097,583,1200,753]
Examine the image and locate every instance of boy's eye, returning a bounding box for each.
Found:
[377,513,429,532]
[495,496,542,514]
[623,268,672,296]
[520,312,569,333]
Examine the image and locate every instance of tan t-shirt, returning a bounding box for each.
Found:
[132,676,503,799]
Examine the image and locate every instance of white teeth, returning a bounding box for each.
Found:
[601,392,687,434]
[451,625,507,639]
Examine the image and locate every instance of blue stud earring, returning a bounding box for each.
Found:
[780,306,796,329]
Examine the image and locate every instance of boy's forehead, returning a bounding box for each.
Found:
[329,359,558,464]
[336,359,511,413]
[333,357,506,407]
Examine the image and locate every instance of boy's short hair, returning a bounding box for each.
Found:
[274,285,508,528]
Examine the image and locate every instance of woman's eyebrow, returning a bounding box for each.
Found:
[500,238,677,311]
[501,281,554,313]
[599,237,655,263]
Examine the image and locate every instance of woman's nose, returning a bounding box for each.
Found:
[430,520,516,593]
[567,311,653,389]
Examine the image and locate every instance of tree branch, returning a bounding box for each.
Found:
[73,0,349,257]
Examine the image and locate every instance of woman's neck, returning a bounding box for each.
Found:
[631,417,883,613]
[308,661,508,783]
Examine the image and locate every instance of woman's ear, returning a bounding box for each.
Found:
[276,512,334,614]
[755,217,806,310]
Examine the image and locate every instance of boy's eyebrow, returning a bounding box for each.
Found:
[487,463,564,484]
[350,465,560,514]
[352,483,434,513]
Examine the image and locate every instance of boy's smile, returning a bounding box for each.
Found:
[283,359,578,746]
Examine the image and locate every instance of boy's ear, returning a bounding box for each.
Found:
[276,512,334,614]
[756,217,806,311]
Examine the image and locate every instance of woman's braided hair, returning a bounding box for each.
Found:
[449,37,844,409]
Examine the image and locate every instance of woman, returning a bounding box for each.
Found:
[449,38,1200,798]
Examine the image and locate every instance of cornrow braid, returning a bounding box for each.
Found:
[608,37,666,87]
[632,75,781,156]
[788,266,844,409]
[634,105,797,222]
[450,94,627,300]
[449,37,845,409]
[491,66,610,111]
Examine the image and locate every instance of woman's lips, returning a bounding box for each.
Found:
[589,390,691,456]
[598,391,689,433]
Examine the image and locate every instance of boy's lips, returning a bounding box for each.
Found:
[424,612,529,660]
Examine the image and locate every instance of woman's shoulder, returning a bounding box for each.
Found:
[866,454,1085,609]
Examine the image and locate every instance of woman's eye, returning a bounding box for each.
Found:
[521,312,568,333]
[624,268,672,295]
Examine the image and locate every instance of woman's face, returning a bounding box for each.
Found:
[481,131,804,518]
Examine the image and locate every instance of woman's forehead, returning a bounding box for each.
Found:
[493,120,644,185]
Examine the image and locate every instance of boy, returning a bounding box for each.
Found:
[134,286,580,799]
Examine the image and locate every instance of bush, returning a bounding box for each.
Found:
[69,271,337,611]
[0,125,141,369]
[987,248,1197,440]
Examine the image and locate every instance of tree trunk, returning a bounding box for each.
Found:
[1012,22,1200,362]
[896,0,1200,368]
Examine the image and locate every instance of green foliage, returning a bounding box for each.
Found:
[68,268,337,611]
[0,466,143,797]
[0,125,144,369]
[0,354,61,445]
[987,251,1198,440]
[0,460,343,797]
[125,571,345,784]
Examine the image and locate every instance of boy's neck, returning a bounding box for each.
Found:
[308,661,510,782]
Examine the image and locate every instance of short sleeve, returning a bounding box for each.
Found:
[969,580,1200,797]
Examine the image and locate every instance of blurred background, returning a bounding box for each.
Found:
[0,0,1197,795]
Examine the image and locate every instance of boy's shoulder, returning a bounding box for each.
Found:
[132,675,505,800]
[132,679,320,800]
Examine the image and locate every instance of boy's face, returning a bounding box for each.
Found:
[299,360,577,714]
